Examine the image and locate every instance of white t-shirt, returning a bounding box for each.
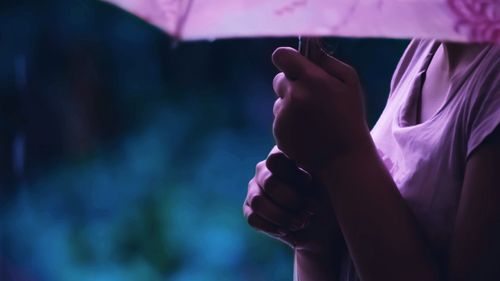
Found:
[340,40,500,280]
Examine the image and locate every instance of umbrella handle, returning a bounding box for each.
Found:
[298,36,326,60]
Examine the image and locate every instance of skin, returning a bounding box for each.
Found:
[244,146,344,280]
[244,41,499,281]
[419,42,489,123]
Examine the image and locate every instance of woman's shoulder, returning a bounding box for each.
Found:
[461,43,500,158]
[463,43,499,107]
[472,44,499,90]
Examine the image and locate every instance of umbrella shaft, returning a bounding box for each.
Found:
[298,37,325,59]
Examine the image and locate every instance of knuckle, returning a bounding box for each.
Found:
[248,193,264,210]
[275,72,286,83]
[270,145,281,155]
[246,180,261,203]
[273,99,281,116]
[243,202,253,221]
[273,72,282,82]
[272,73,281,87]
[243,202,249,216]
[273,73,290,97]
[255,161,266,174]
[247,178,256,192]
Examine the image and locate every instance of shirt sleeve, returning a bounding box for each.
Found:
[466,59,500,159]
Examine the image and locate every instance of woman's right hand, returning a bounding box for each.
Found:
[243,146,343,255]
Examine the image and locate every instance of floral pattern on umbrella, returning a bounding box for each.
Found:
[448,0,500,43]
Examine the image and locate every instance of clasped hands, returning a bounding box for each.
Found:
[244,45,373,255]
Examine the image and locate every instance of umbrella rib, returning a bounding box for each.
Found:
[173,0,195,41]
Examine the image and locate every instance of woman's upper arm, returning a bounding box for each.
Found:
[448,127,500,281]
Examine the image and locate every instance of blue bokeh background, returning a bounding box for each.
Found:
[0,1,408,280]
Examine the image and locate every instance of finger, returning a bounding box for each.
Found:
[268,145,282,155]
[243,204,288,237]
[272,47,316,81]
[272,72,290,99]
[255,168,306,211]
[272,47,344,90]
[266,151,311,187]
[309,43,358,85]
[247,179,297,228]
[273,99,282,117]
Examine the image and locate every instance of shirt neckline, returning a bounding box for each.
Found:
[397,40,440,127]
[397,40,492,128]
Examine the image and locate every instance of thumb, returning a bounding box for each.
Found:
[272,47,317,81]
[266,147,311,187]
[308,42,357,85]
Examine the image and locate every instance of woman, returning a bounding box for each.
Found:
[243,39,499,281]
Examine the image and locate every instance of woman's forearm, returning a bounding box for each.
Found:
[319,142,440,281]
[294,249,341,281]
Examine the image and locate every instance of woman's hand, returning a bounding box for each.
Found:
[271,46,373,172]
[243,146,342,255]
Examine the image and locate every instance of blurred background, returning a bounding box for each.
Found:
[0,1,408,280]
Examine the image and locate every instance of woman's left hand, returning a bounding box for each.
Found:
[271,46,373,173]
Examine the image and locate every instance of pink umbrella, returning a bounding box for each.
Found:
[102,0,499,43]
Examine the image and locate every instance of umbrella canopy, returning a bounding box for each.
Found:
[102,0,498,43]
